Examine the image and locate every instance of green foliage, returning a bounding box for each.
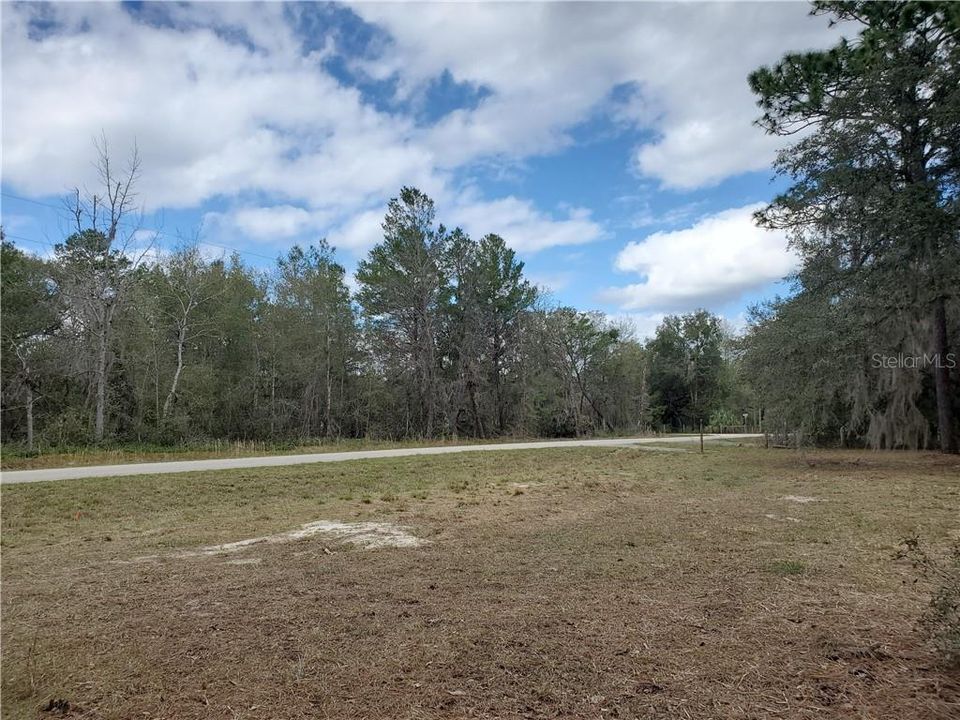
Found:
[708,409,738,428]
[745,0,960,452]
[0,241,60,343]
[770,560,806,577]
[356,187,449,436]
[0,241,64,448]
[2,188,742,448]
[648,310,737,430]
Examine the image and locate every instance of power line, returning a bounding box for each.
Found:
[1,190,281,263]
[2,232,55,248]
[1,191,69,211]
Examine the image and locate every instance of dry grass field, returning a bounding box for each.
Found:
[2,445,958,719]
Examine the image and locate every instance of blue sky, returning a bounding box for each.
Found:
[1,2,846,338]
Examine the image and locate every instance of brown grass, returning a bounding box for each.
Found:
[2,446,959,719]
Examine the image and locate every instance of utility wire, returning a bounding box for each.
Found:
[1,190,284,263]
[2,231,55,248]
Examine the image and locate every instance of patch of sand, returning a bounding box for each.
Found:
[764,513,801,523]
[128,520,428,563]
[191,520,429,555]
[780,495,822,504]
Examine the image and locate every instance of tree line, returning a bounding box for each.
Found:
[2,1,957,453]
[1,176,751,450]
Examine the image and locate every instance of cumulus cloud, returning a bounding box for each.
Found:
[3,2,842,213]
[327,209,386,252]
[205,206,332,241]
[606,312,668,342]
[601,204,798,312]
[449,196,603,253]
[322,195,604,256]
[2,1,846,277]
[2,3,618,255]
[353,2,842,189]
[1,2,438,212]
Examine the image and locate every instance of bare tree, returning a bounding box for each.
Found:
[55,137,151,442]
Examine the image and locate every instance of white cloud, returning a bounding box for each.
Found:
[601,204,798,312]
[2,2,618,256]
[2,1,847,270]
[1,3,439,213]
[323,194,604,256]
[526,271,574,295]
[354,2,843,189]
[327,209,385,253]
[606,312,667,342]
[205,206,332,241]
[449,196,603,253]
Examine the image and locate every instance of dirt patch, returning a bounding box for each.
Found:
[197,520,428,554]
[781,494,822,504]
[764,513,801,523]
[127,520,428,563]
[507,481,544,490]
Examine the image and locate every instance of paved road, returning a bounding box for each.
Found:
[1,434,762,485]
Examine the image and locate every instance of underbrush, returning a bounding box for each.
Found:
[898,535,960,667]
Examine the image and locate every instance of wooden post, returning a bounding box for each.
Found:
[699,421,704,454]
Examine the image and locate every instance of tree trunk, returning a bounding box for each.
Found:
[25,383,34,452]
[493,329,504,434]
[468,375,484,438]
[162,323,187,422]
[932,296,958,454]
[324,323,333,438]
[94,325,109,443]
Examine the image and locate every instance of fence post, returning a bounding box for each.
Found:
[699,421,704,454]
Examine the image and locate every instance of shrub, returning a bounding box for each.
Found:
[898,535,960,667]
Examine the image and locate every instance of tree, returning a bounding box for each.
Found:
[54,140,148,442]
[158,244,221,424]
[0,240,61,450]
[546,309,619,434]
[201,256,266,439]
[648,311,728,430]
[749,1,960,452]
[444,232,536,436]
[271,243,356,438]
[743,287,870,445]
[3,178,752,447]
[356,188,450,436]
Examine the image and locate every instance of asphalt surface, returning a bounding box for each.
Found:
[0,434,762,485]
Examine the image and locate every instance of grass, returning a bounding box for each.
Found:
[0,432,721,471]
[0,436,513,471]
[771,559,807,576]
[2,446,959,718]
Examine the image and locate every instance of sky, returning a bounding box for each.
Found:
[1,1,848,339]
